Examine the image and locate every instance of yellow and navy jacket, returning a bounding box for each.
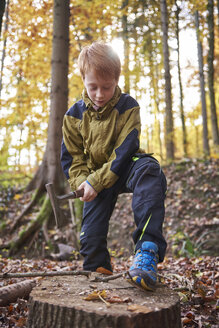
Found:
[61,86,143,193]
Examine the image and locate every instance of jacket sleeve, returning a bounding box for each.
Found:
[61,114,90,191]
[86,106,141,193]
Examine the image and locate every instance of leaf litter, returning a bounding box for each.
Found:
[0,158,218,327]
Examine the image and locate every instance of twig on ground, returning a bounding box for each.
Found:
[90,272,124,282]
[0,270,91,279]
[98,292,111,307]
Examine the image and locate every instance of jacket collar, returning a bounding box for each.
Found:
[82,86,121,118]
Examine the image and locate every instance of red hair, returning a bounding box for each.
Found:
[78,42,121,81]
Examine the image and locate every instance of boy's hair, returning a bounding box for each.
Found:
[78,42,121,81]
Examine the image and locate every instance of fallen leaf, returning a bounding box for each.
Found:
[185,311,195,319]
[182,317,193,324]
[96,267,113,275]
[127,304,151,313]
[8,304,14,313]
[204,295,217,302]
[17,317,26,327]
[107,295,123,304]
[83,290,107,301]
[13,194,22,200]
[178,292,188,302]
[197,281,208,298]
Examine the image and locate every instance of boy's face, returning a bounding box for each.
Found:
[83,70,118,108]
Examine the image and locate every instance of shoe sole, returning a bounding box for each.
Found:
[126,271,155,292]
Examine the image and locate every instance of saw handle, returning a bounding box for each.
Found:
[57,189,84,201]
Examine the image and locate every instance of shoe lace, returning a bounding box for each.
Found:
[135,249,157,271]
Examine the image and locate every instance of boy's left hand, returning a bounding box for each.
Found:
[78,181,98,202]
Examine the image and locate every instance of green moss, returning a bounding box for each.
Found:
[45,240,54,251]
[74,198,83,232]
[36,197,52,226]
[0,221,7,231]
[18,227,27,238]
[38,193,46,205]
[9,240,16,250]
[31,189,38,201]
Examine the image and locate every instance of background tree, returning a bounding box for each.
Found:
[207,0,219,150]
[0,0,9,98]
[121,0,130,94]
[160,0,174,160]
[1,0,219,182]
[28,0,69,192]
[217,0,219,26]
[0,0,5,36]
[175,1,187,157]
[9,0,70,253]
[195,10,210,156]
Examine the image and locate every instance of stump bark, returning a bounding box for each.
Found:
[28,273,182,328]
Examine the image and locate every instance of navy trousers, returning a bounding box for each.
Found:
[80,154,167,272]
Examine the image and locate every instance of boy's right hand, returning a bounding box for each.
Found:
[78,181,98,202]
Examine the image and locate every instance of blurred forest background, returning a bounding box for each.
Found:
[0,0,218,255]
[0,0,218,179]
[0,1,218,326]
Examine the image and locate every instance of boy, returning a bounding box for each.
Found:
[61,42,167,291]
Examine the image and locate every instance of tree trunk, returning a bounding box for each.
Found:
[122,0,130,94]
[207,0,219,149]
[160,0,174,161]
[26,0,69,194]
[27,274,182,328]
[195,10,210,156]
[217,0,219,27]
[9,0,70,254]
[147,38,163,160]
[195,125,200,157]
[175,3,187,157]
[155,64,163,160]
[0,0,5,36]
[0,0,9,99]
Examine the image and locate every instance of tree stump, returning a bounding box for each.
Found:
[27,273,182,328]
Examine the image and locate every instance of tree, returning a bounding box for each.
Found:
[160,0,174,160]
[9,0,70,253]
[121,0,130,94]
[26,0,69,193]
[217,0,219,28]
[144,25,163,160]
[175,1,187,157]
[0,0,9,99]
[0,0,6,36]
[207,0,219,150]
[195,10,210,156]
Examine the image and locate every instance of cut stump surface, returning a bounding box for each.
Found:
[28,273,181,328]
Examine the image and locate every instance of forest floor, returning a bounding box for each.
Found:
[0,158,218,327]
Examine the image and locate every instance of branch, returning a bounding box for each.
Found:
[0,279,37,306]
[90,273,124,282]
[0,270,91,279]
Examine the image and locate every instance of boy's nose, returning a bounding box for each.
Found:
[96,88,104,98]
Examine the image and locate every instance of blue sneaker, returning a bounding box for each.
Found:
[127,241,159,291]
